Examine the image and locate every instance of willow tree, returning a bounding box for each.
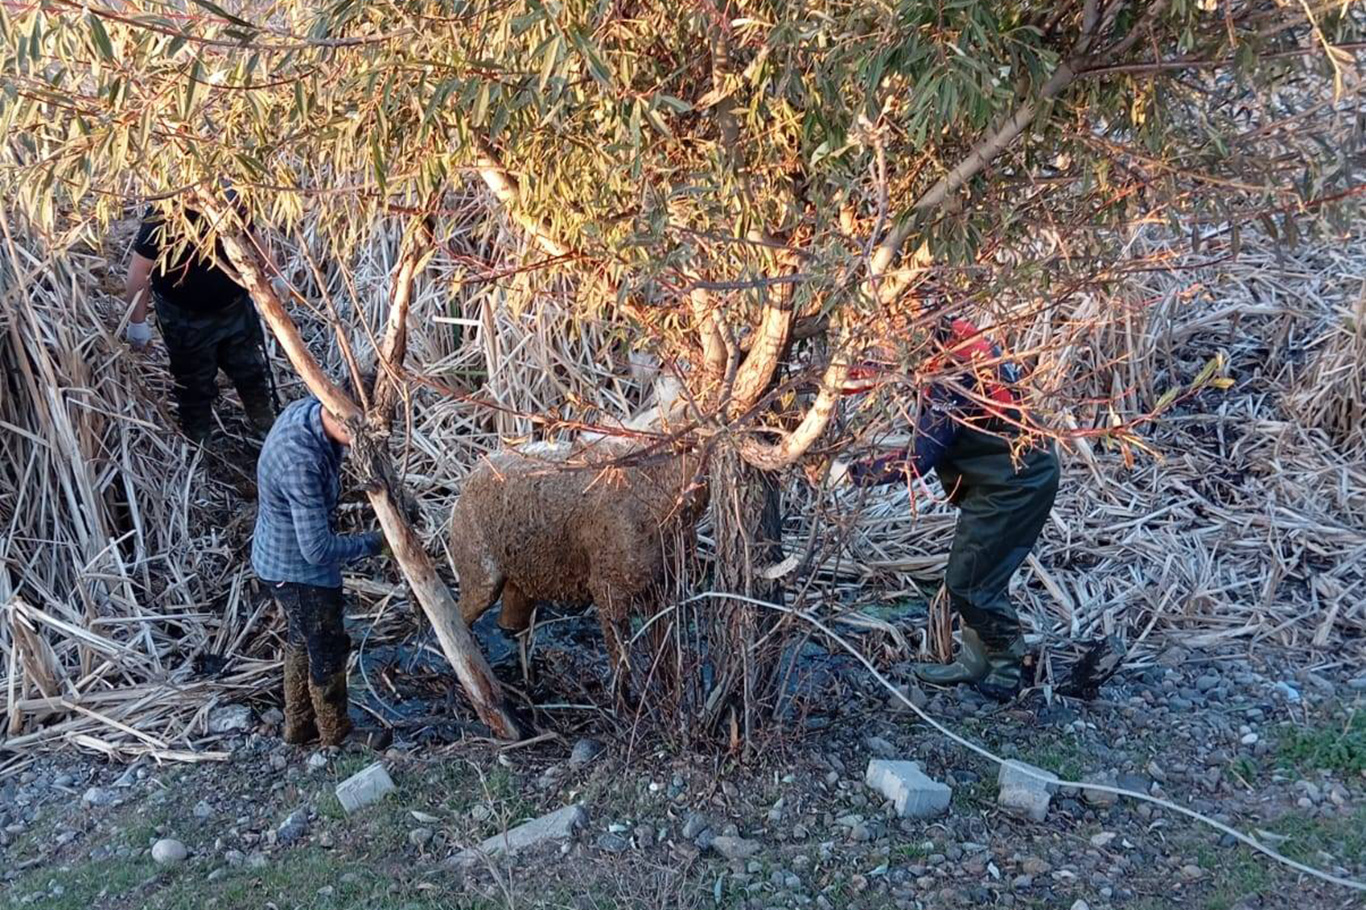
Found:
[2,0,1359,739]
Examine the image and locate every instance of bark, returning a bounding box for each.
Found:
[372,217,433,420]
[705,443,785,744]
[202,198,523,741]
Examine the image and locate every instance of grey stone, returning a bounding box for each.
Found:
[890,684,929,712]
[1081,774,1119,808]
[1272,681,1301,702]
[151,838,188,866]
[996,761,1058,822]
[82,787,118,808]
[1116,773,1152,795]
[1347,677,1366,692]
[208,705,254,734]
[408,828,433,848]
[334,764,396,815]
[223,849,245,867]
[864,760,951,819]
[864,736,898,758]
[277,809,310,846]
[596,833,629,852]
[193,801,214,820]
[710,835,761,860]
[682,811,711,841]
[568,738,605,767]
[307,752,330,772]
[447,804,587,867]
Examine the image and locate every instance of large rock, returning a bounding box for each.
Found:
[208,705,254,734]
[997,760,1059,822]
[710,835,762,860]
[151,838,188,866]
[865,760,952,819]
[81,787,118,809]
[277,809,310,846]
[335,763,396,815]
[447,804,587,868]
[568,738,605,767]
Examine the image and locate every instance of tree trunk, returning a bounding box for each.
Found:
[705,442,785,750]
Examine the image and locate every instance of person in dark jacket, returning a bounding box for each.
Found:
[124,203,276,443]
[253,393,384,746]
[811,315,1060,701]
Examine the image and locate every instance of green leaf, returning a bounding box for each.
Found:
[188,0,258,32]
[88,14,114,61]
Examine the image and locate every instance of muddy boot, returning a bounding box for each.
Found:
[242,395,277,437]
[309,671,353,747]
[913,627,989,687]
[282,647,317,745]
[182,420,213,447]
[974,636,1027,702]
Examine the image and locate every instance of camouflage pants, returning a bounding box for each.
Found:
[154,294,273,436]
[937,426,1060,650]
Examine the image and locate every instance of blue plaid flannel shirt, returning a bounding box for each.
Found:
[251,396,381,586]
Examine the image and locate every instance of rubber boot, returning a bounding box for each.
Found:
[183,420,212,447]
[974,636,1027,702]
[913,627,990,687]
[282,647,318,745]
[242,395,277,437]
[309,670,353,747]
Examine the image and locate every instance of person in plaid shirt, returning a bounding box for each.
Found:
[811,314,1059,701]
[253,392,384,746]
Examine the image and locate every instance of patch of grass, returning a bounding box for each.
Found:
[1264,806,1366,866]
[891,839,931,860]
[1018,739,1085,783]
[1228,755,1260,786]
[1194,843,1271,910]
[4,855,151,910]
[951,776,993,809]
[1274,712,1366,775]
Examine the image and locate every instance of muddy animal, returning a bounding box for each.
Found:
[448,378,706,684]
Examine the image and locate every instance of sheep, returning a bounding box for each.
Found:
[448,376,706,692]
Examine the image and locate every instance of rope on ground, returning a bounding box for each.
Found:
[677,591,1366,894]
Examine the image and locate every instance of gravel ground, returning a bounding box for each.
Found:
[2,643,1364,910]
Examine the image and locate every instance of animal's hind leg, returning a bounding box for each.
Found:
[497,582,536,688]
[457,568,504,628]
[497,582,535,633]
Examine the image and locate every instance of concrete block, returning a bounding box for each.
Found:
[997,760,1059,821]
[335,763,396,815]
[448,804,587,867]
[865,759,952,819]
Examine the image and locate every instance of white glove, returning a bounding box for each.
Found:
[828,458,853,489]
[126,320,153,349]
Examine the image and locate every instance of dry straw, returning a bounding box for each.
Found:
[2,180,1364,769]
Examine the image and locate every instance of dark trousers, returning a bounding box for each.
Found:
[936,426,1060,650]
[155,294,272,435]
[270,581,350,683]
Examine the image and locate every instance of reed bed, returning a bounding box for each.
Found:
[2,187,1363,770]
